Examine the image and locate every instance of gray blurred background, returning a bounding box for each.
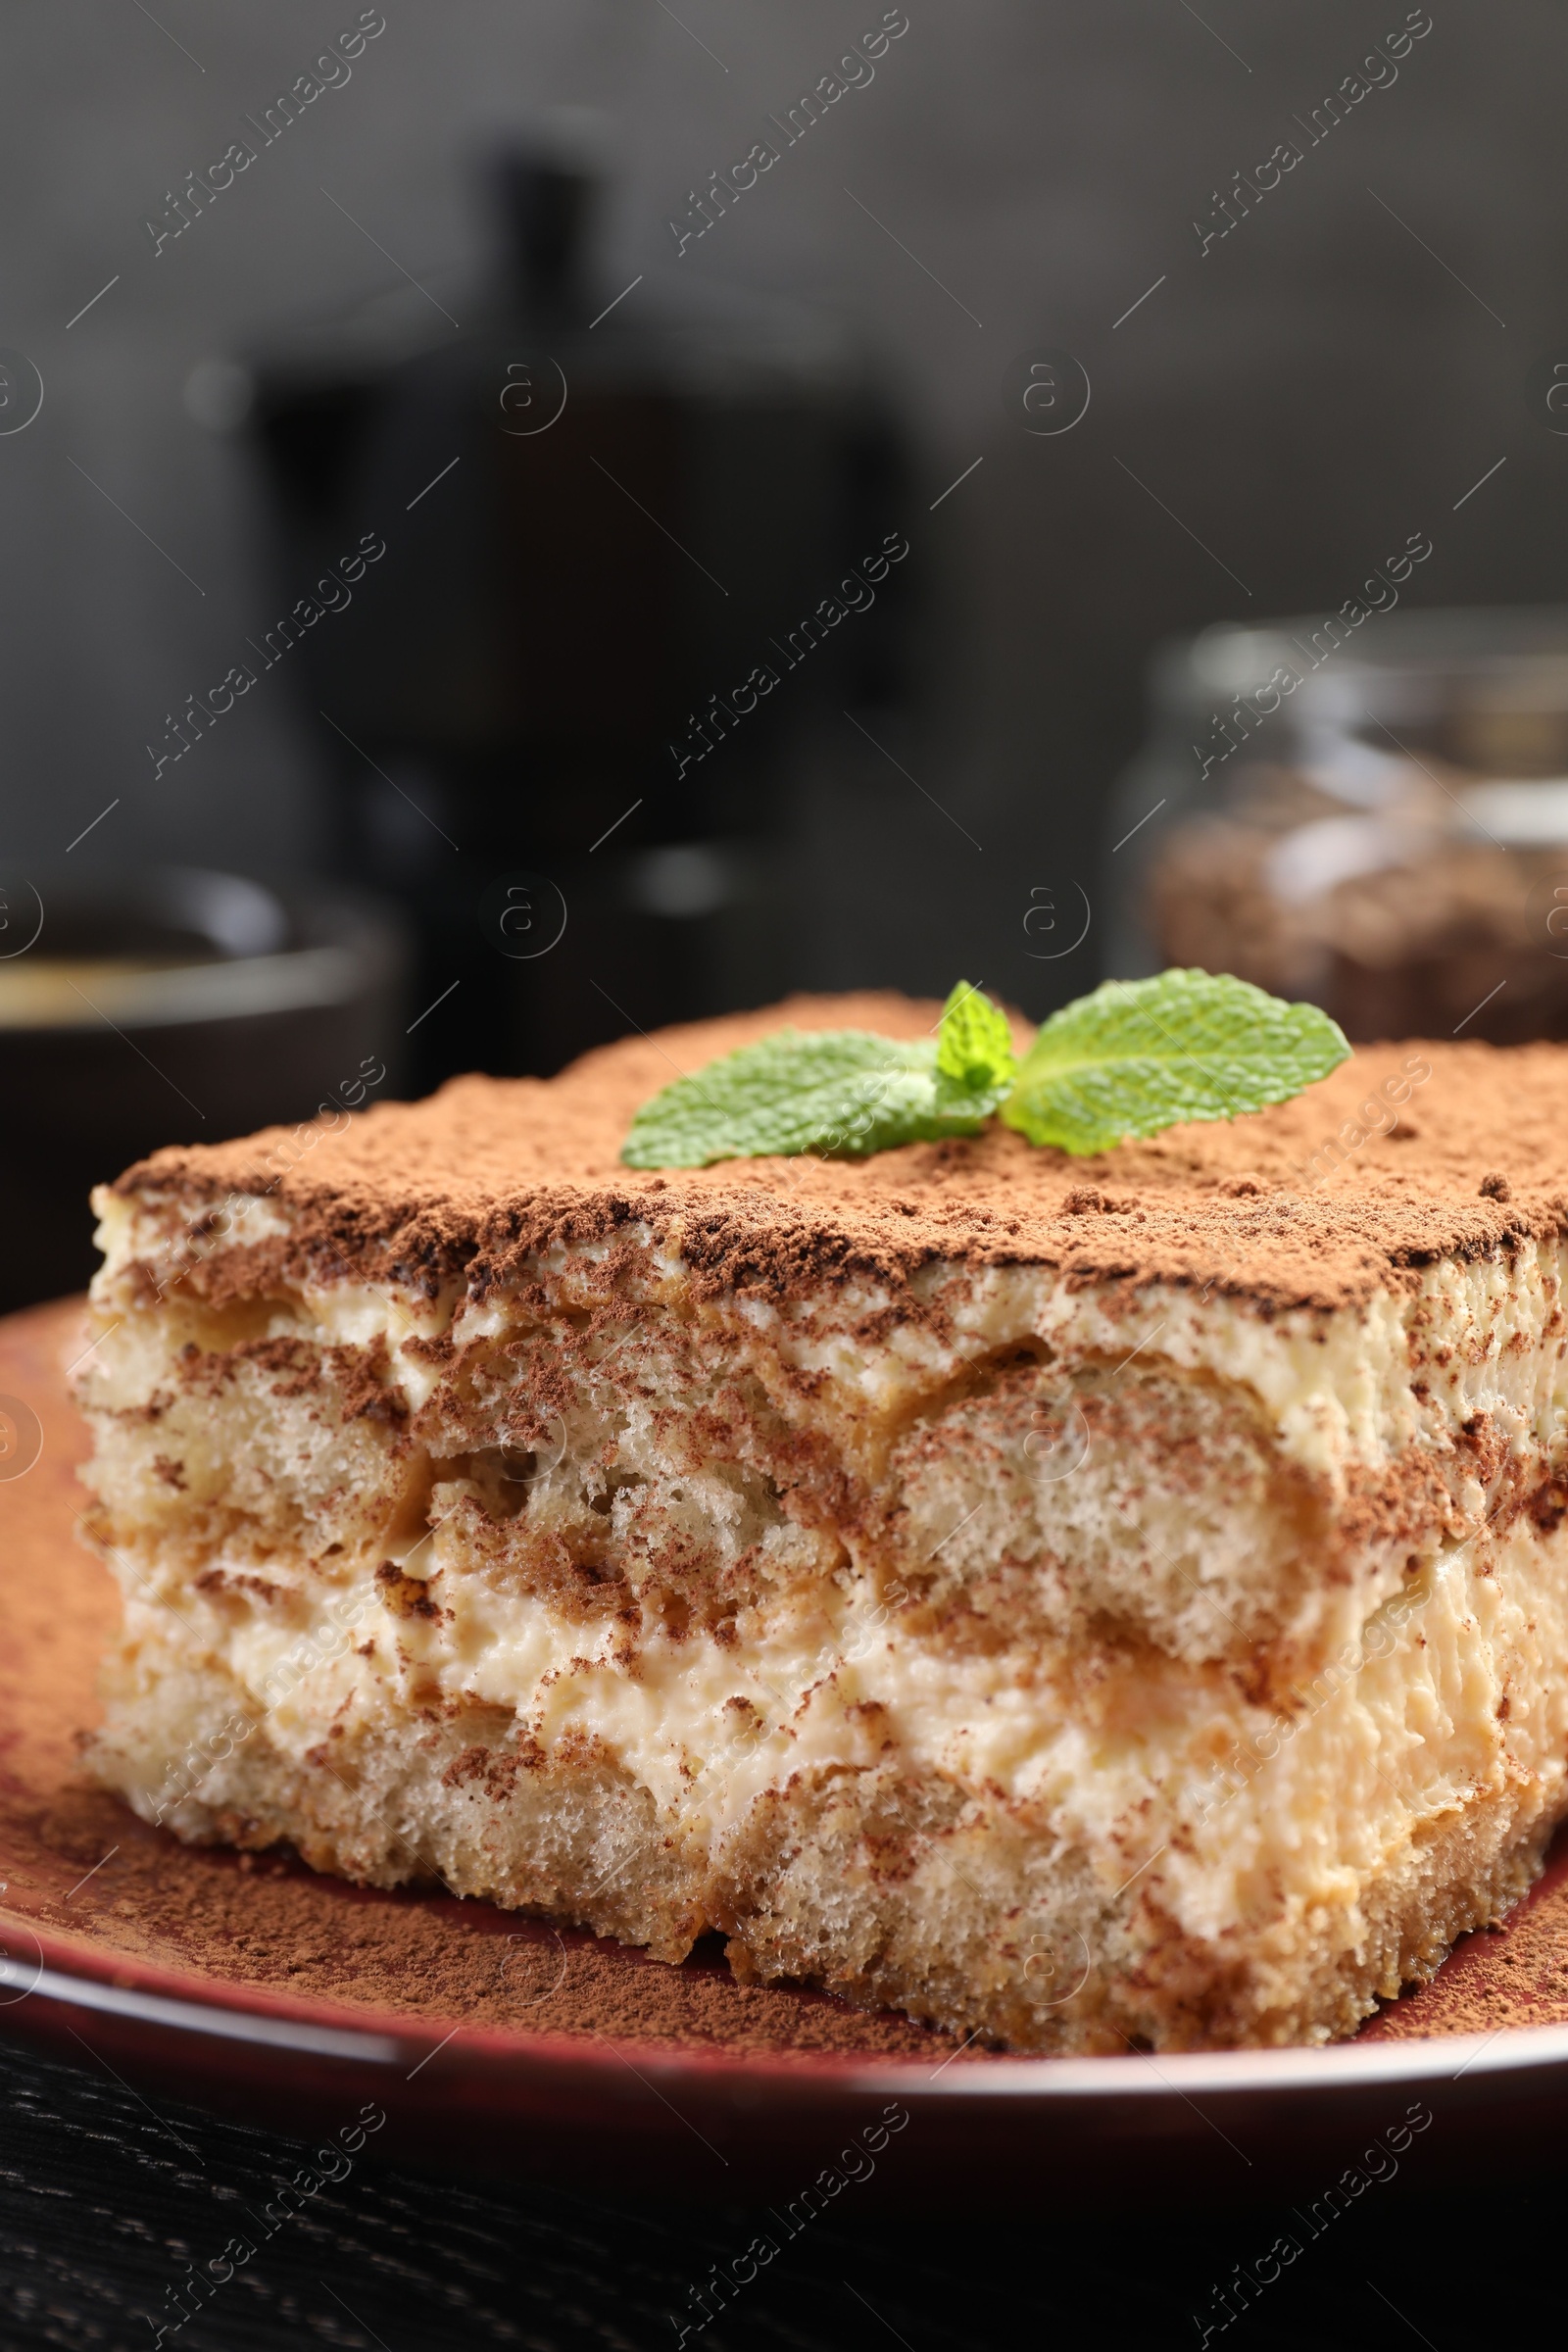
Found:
[12,4,1560,964]
[0,0,1561,1263]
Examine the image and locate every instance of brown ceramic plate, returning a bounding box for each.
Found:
[4,1297,1568,2202]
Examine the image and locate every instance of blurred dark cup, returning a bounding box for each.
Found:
[0,867,405,1311]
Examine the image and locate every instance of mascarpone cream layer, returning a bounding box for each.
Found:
[118,1503,1568,1964]
[92,1193,1568,1494]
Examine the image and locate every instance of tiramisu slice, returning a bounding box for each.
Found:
[74,994,1568,2051]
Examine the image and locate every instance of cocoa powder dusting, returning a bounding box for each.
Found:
[1363,1836,1568,2041]
[111,995,1568,1316]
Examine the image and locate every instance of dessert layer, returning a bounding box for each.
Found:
[104,997,1568,1314]
[84,1181,1568,1677]
[74,1000,1568,2050]
[93,1005,1568,1659]
[88,1488,1568,2050]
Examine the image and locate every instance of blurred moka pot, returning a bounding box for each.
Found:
[1109,606,1568,1044]
[223,127,914,1083]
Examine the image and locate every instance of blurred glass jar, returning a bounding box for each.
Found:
[1109,607,1568,1042]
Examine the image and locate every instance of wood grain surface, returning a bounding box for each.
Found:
[0,2026,1552,2352]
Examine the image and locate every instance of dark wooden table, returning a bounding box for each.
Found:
[0,2032,1548,2350]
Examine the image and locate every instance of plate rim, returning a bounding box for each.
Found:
[7,1909,1564,2106]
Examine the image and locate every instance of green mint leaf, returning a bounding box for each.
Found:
[937,980,1017,1094]
[1001,968,1349,1156]
[621,989,1016,1169]
[621,1031,938,1168]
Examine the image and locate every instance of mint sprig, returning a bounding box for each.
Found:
[620,981,1015,1168]
[619,968,1348,1168]
[1001,968,1349,1155]
[937,981,1016,1095]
